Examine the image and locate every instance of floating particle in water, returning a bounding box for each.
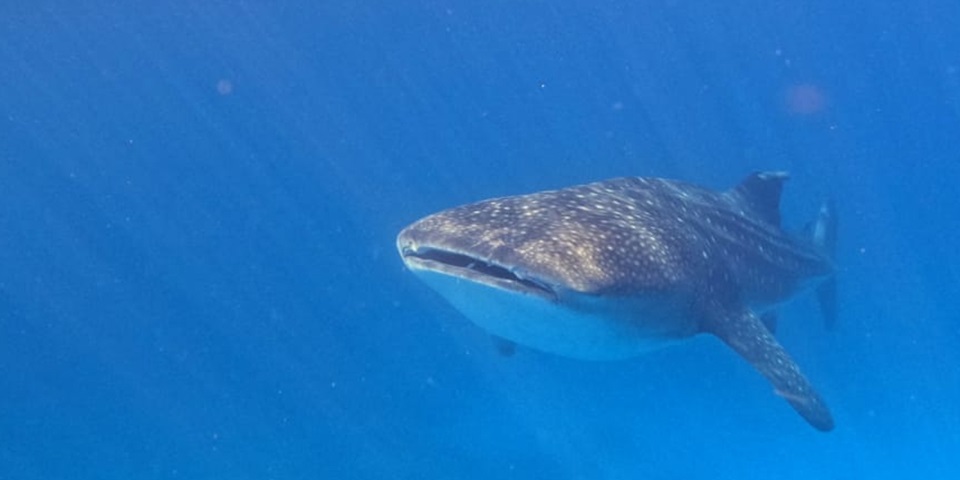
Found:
[785,83,827,115]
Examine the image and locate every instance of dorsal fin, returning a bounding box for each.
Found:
[731,171,789,226]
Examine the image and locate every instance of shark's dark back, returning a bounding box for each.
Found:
[404,173,831,305]
[619,176,835,307]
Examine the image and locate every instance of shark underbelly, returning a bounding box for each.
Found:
[411,268,693,360]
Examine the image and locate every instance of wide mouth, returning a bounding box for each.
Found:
[401,246,557,300]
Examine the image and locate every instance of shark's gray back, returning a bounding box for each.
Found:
[412,174,831,305]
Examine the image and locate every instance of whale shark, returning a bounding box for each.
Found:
[397,172,836,431]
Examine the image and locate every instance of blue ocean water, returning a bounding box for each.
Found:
[2,1,959,478]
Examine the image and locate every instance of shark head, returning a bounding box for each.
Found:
[398,173,836,431]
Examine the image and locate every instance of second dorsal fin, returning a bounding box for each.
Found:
[731,171,789,226]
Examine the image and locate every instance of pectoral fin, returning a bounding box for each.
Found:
[704,309,834,432]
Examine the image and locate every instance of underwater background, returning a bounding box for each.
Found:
[2,1,959,478]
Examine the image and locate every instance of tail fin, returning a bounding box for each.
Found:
[812,199,838,330]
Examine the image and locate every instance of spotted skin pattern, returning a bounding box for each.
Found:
[399,172,835,431]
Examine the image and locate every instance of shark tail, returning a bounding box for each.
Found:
[812,198,838,330]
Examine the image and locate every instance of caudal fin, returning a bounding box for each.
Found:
[812,199,838,330]
[817,278,837,330]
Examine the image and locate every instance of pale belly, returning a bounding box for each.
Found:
[411,269,696,360]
